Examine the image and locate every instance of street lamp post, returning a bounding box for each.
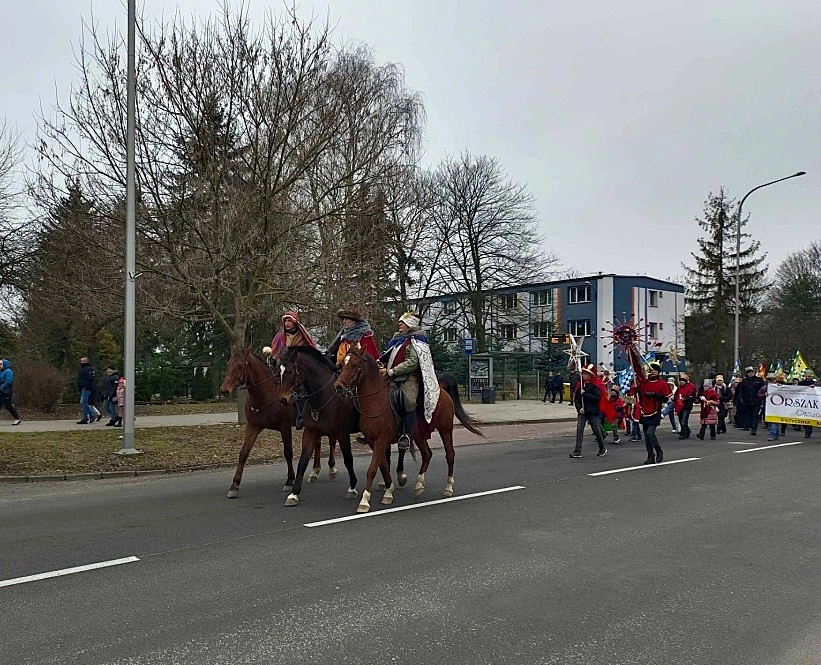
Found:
[733,171,806,371]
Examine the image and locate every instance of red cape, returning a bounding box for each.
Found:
[588,376,617,423]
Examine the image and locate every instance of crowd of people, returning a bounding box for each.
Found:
[567,362,819,463]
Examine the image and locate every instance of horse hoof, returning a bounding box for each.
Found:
[227,487,239,499]
[442,488,454,498]
[282,485,293,492]
[345,488,359,499]
[308,473,318,483]
[284,493,300,507]
[414,487,425,497]
[356,502,371,513]
[329,467,338,479]
[398,473,408,487]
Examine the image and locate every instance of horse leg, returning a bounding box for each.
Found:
[338,435,359,500]
[227,424,263,498]
[308,440,322,483]
[357,442,387,513]
[397,449,408,487]
[414,437,434,497]
[285,431,316,507]
[379,446,392,490]
[440,426,456,498]
[328,436,338,479]
[281,424,295,492]
[378,453,394,505]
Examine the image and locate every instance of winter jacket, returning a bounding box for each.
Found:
[737,376,765,406]
[76,363,96,393]
[103,371,120,400]
[674,381,697,415]
[0,359,14,393]
[575,381,603,416]
[551,373,565,389]
[636,377,673,418]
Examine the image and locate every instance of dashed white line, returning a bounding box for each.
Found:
[588,458,700,476]
[734,441,804,453]
[0,556,140,589]
[304,485,526,527]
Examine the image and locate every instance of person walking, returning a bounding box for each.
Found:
[550,371,565,403]
[114,376,125,427]
[696,379,719,440]
[569,364,614,458]
[0,358,22,425]
[103,366,120,426]
[542,372,553,403]
[737,367,765,435]
[76,357,97,424]
[674,375,696,439]
[714,375,731,434]
[797,370,816,438]
[636,361,673,464]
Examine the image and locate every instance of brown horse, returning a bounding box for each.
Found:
[219,347,332,498]
[334,344,484,513]
[277,346,366,507]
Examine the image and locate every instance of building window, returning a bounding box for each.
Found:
[443,327,458,343]
[501,324,517,340]
[568,319,591,336]
[532,321,550,338]
[532,290,552,306]
[500,294,517,309]
[648,322,659,338]
[443,300,457,314]
[568,285,591,304]
[649,291,659,307]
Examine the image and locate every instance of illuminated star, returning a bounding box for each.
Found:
[563,333,589,369]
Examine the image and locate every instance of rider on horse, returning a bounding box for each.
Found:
[265,311,316,429]
[380,312,436,452]
[325,307,381,368]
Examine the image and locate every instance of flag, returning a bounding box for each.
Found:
[615,350,656,393]
[756,362,767,378]
[733,358,741,378]
[790,350,815,381]
[774,359,785,382]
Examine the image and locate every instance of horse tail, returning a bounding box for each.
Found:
[438,372,484,437]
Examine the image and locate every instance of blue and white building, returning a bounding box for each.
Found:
[420,273,686,372]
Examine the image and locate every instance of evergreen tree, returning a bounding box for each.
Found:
[682,188,768,315]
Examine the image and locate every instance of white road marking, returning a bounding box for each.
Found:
[588,458,700,476]
[0,556,140,589]
[304,486,526,528]
[734,441,804,453]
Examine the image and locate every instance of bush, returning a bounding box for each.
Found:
[11,358,67,412]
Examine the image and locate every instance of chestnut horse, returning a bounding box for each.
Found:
[334,345,484,513]
[277,346,366,507]
[219,347,332,498]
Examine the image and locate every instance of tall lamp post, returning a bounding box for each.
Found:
[733,171,806,371]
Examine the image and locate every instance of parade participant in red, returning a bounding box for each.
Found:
[607,386,626,444]
[635,360,673,464]
[569,364,617,458]
[696,378,720,440]
[674,374,697,439]
[626,384,643,442]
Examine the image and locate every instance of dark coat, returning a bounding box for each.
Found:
[737,376,765,406]
[103,372,120,399]
[574,381,602,416]
[551,373,565,389]
[76,364,96,393]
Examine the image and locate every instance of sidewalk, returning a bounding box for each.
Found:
[0,399,577,433]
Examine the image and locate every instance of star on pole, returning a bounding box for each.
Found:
[563,333,589,374]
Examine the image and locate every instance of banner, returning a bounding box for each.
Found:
[789,350,815,382]
[764,384,821,427]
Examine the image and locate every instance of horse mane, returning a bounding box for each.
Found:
[284,345,337,371]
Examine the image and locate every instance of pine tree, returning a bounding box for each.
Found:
[683,188,768,315]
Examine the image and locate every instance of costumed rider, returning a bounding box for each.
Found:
[263,311,316,429]
[325,307,381,367]
[379,312,439,452]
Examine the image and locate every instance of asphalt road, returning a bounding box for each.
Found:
[2,430,820,665]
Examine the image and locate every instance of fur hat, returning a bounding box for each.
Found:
[703,379,713,388]
[715,374,725,383]
[745,366,755,373]
[399,311,420,328]
[337,307,364,322]
[581,363,597,376]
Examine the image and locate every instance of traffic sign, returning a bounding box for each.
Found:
[463,338,476,356]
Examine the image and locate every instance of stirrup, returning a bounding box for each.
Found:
[397,434,410,451]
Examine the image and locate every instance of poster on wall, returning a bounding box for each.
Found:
[469,357,493,397]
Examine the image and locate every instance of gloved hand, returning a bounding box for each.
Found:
[645,391,657,398]
[379,367,388,380]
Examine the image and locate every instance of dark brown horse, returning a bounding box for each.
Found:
[277,346,367,507]
[219,347,332,498]
[334,344,483,513]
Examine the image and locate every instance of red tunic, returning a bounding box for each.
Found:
[637,378,672,418]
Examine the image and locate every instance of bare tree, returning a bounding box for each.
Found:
[34,6,424,346]
[426,152,559,351]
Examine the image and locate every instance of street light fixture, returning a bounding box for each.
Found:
[733,171,806,372]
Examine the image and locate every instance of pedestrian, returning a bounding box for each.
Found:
[760,374,781,441]
[569,364,615,458]
[736,367,765,435]
[626,385,643,442]
[542,372,553,403]
[674,375,697,439]
[797,370,816,439]
[606,385,625,444]
[636,360,673,464]
[696,379,719,440]
[76,356,97,424]
[550,370,565,403]
[713,375,731,434]
[661,377,679,433]
[568,365,581,408]
[88,374,103,424]
[115,376,125,426]
[0,358,22,425]
[103,365,120,426]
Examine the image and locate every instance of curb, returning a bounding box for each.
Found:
[0,419,579,484]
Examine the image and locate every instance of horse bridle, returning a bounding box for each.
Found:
[237,357,278,413]
[338,351,391,419]
[286,355,341,418]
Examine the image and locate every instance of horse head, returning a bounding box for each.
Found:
[220,346,252,395]
[334,343,367,396]
[277,349,301,405]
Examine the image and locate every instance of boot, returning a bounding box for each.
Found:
[114,418,122,427]
[105,419,117,426]
[644,454,656,465]
[76,419,89,424]
[397,410,415,451]
[655,448,664,463]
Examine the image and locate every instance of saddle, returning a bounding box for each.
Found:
[388,383,425,421]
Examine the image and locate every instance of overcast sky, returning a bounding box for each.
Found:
[3,0,818,282]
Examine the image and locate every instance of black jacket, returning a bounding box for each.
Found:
[76,364,96,392]
[103,372,120,399]
[551,374,565,389]
[574,381,602,416]
[737,376,765,406]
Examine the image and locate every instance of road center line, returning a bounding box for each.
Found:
[588,458,700,476]
[304,486,525,528]
[0,556,140,589]
[734,441,804,453]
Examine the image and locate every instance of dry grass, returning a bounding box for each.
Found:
[0,425,369,476]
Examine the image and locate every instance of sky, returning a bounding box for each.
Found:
[3,0,819,283]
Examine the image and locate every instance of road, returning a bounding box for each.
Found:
[1,430,820,664]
